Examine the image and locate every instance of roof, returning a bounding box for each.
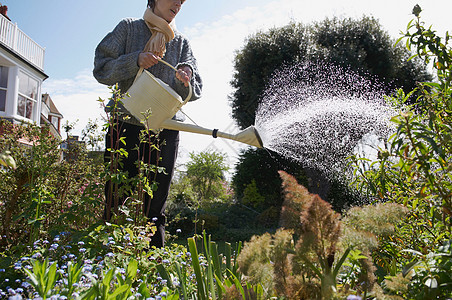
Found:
[42,93,63,117]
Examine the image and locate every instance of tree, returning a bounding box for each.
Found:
[230,16,431,210]
[230,22,310,129]
[311,16,430,94]
[185,149,230,203]
[232,148,308,210]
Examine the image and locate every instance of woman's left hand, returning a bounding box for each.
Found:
[175,66,192,87]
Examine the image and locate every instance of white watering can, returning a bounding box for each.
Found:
[123,59,263,148]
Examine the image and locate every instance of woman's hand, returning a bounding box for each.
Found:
[175,66,192,87]
[138,52,160,69]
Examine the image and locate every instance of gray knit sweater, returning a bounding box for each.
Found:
[93,17,203,125]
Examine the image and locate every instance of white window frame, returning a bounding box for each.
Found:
[17,70,38,121]
[0,66,8,112]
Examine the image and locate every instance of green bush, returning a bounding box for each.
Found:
[348,5,452,298]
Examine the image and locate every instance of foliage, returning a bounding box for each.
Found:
[241,179,265,209]
[311,16,430,96]
[230,22,311,129]
[101,86,157,223]
[348,6,452,298]
[237,171,409,299]
[0,120,103,248]
[232,148,308,210]
[185,149,230,204]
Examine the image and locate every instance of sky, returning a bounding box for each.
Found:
[2,0,451,172]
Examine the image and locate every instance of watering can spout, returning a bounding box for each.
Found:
[161,119,264,148]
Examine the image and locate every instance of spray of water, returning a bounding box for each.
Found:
[255,61,398,176]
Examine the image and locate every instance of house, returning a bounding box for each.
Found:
[0,5,63,139]
[41,93,63,139]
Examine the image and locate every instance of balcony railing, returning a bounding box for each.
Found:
[0,13,45,70]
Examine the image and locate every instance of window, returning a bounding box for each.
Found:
[0,66,7,112]
[17,71,38,120]
[51,115,59,129]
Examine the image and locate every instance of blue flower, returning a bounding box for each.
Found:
[79,248,86,253]
[78,241,85,246]
[83,265,93,273]
[106,252,115,258]
[21,282,31,289]
[347,296,362,300]
[176,229,182,233]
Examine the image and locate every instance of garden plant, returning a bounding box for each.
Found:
[0,6,450,299]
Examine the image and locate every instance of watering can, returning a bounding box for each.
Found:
[123,59,263,148]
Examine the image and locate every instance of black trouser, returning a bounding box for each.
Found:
[104,119,179,248]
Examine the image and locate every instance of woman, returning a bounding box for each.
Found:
[93,0,202,248]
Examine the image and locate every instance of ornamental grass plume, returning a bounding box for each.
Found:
[271,229,294,296]
[278,170,312,233]
[341,203,409,252]
[297,193,342,267]
[278,171,343,298]
[239,171,393,299]
[237,232,274,290]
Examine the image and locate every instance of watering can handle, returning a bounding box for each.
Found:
[157,58,193,106]
[135,59,193,107]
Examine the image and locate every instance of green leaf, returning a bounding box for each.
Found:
[402,260,419,277]
[44,262,58,295]
[156,264,174,289]
[227,269,246,299]
[108,284,130,299]
[333,248,351,278]
[188,237,207,300]
[126,259,138,281]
